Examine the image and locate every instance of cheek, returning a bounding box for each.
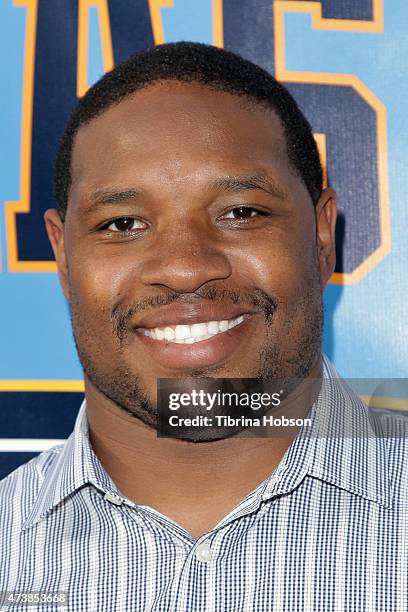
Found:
[234,235,317,301]
[68,252,131,323]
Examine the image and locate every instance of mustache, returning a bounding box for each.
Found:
[111,287,278,342]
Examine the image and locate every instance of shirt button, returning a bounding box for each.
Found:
[195,542,212,562]
[103,491,123,506]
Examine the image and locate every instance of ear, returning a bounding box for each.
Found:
[44,209,71,302]
[315,188,337,287]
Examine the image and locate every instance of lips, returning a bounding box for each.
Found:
[134,314,258,370]
[138,314,248,343]
[130,301,264,370]
[133,300,259,330]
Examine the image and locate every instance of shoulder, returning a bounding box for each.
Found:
[0,444,65,528]
[370,406,408,437]
[370,407,408,502]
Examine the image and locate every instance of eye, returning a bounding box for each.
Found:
[102,217,146,232]
[222,206,269,220]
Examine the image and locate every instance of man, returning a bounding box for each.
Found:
[0,42,406,611]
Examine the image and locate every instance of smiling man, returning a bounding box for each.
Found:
[1,42,407,611]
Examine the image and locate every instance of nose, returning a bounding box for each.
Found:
[139,222,232,293]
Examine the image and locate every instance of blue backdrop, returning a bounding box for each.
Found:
[1,0,407,478]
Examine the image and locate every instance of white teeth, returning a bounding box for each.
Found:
[141,315,247,344]
[207,321,219,334]
[163,327,175,341]
[156,328,165,340]
[228,315,244,329]
[174,324,190,340]
[190,323,208,338]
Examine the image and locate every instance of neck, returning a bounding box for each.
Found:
[85,356,322,539]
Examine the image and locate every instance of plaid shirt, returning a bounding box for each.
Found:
[1,355,407,611]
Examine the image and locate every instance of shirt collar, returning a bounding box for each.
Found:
[22,399,122,531]
[22,354,393,530]
[261,355,393,508]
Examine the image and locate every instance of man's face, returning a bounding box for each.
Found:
[45,81,336,428]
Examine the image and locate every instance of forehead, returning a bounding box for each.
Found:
[70,81,294,197]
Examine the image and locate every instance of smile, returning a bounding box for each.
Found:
[139,314,246,344]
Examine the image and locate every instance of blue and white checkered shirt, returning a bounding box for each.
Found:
[1,355,407,611]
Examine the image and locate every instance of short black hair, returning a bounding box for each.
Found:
[54,41,323,220]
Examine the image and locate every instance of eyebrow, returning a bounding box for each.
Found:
[80,189,143,216]
[82,172,286,215]
[207,173,287,200]
[90,188,142,205]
